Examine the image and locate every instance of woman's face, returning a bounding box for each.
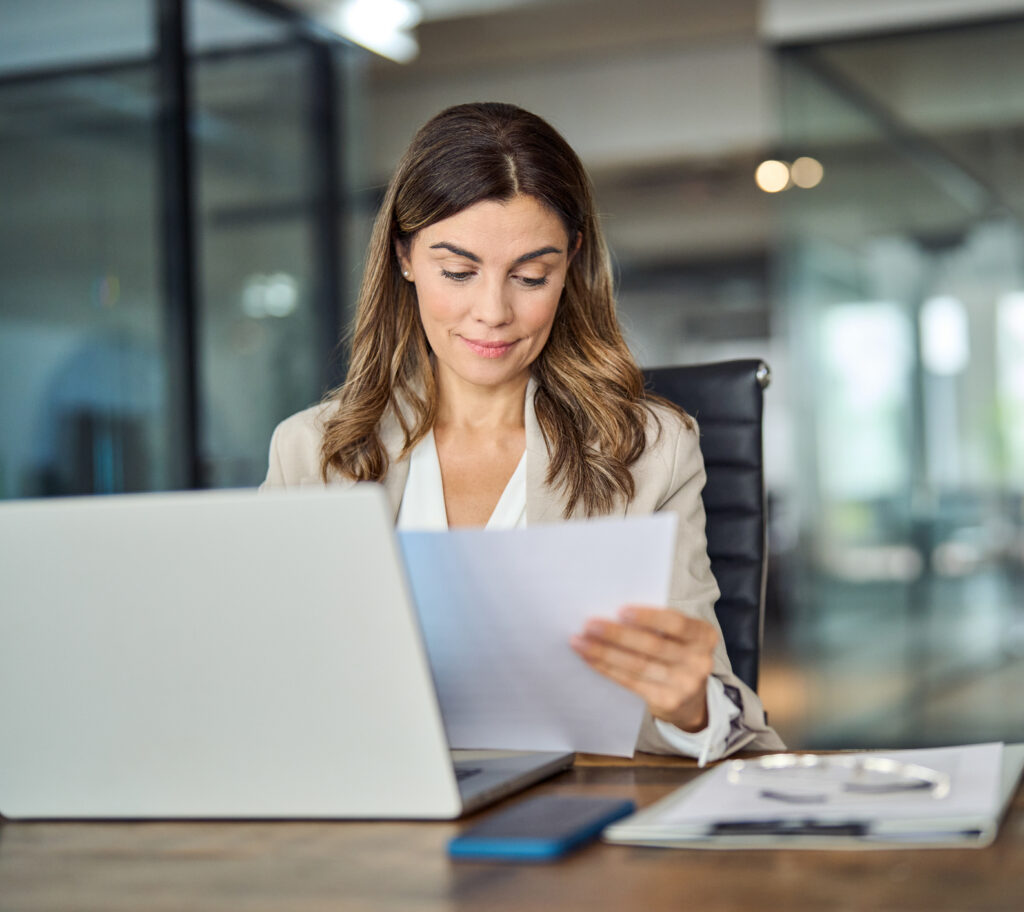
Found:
[396,194,575,396]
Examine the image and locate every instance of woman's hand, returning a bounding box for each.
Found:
[570,605,718,732]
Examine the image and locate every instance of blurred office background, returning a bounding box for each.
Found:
[2,0,1023,750]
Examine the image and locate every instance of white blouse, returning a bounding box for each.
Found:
[397,429,526,531]
[395,428,742,764]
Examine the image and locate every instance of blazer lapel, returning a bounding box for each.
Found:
[378,409,410,521]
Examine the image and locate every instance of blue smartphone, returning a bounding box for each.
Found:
[448,795,636,862]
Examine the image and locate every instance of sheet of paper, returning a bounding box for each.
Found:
[398,513,677,757]
[638,742,1004,830]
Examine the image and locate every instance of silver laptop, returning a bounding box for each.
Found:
[0,485,571,819]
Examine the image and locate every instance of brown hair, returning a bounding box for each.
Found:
[320,101,687,516]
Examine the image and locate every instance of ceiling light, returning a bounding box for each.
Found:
[324,0,422,64]
[791,156,824,189]
[755,160,790,193]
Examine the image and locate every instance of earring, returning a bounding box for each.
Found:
[403,270,410,279]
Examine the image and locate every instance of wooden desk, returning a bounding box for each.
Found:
[2,754,1022,912]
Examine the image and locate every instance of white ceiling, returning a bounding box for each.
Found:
[4,0,1022,79]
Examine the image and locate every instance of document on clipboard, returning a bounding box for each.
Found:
[604,742,1024,850]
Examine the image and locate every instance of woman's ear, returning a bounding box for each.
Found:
[569,231,583,263]
[394,240,413,282]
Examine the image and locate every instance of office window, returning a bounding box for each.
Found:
[776,19,1024,747]
[191,0,332,487]
[0,26,169,497]
[0,0,349,497]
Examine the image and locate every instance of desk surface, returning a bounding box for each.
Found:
[2,753,1022,912]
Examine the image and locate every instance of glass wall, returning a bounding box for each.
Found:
[0,13,169,497]
[0,0,350,498]
[190,0,338,488]
[775,19,1024,747]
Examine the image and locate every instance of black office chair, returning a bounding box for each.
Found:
[643,360,770,693]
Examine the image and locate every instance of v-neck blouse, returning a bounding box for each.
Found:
[396,429,527,531]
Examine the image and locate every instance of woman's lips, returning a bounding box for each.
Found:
[461,337,517,358]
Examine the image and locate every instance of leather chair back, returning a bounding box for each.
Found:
[643,360,770,692]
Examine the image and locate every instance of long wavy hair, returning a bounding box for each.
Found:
[320,101,687,517]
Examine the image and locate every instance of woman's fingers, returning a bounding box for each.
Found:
[617,605,719,652]
[572,609,718,671]
[569,606,718,731]
[583,658,691,707]
[574,646,710,730]
[576,618,690,671]
[571,624,713,687]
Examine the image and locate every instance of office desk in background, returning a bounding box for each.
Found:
[1,753,1022,912]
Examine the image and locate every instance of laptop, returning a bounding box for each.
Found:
[0,485,572,820]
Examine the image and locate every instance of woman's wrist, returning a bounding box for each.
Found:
[655,681,709,733]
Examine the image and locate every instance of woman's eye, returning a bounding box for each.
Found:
[518,276,549,288]
[441,269,473,282]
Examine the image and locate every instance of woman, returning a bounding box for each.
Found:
[262,102,783,760]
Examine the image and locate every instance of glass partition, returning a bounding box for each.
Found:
[0,0,350,497]
[190,0,330,488]
[776,19,1024,747]
[0,30,169,497]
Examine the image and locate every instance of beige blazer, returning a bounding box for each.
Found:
[261,381,784,754]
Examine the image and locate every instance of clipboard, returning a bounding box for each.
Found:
[604,743,1024,850]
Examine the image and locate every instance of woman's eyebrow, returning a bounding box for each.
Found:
[430,242,480,262]
[428,242,563,264]
[513,245,563,264]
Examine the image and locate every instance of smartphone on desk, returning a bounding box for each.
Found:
[448,795,636,862]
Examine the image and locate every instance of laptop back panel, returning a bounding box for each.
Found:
[0,487,464,819]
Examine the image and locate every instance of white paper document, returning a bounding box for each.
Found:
[399,513,677,757]
[604,742,1024,849]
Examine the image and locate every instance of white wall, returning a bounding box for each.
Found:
[366,39,776,183]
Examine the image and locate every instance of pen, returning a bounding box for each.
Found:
[710,820,870,837]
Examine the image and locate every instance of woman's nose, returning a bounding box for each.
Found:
[469,276,513,326]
